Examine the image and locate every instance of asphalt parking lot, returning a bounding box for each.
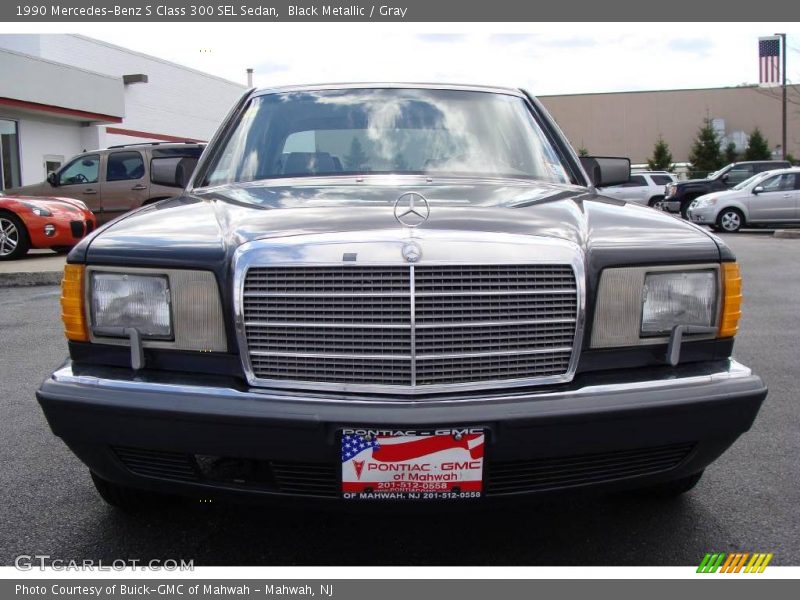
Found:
[1,232,797,566]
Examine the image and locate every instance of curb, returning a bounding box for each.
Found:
[0,271,63,288]
[774,230,800,239]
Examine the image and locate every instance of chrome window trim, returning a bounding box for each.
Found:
[250,82,528,99]
[232,229,586,396]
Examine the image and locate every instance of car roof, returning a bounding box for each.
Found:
[758,167,800,176]
[82,142,204,153]
[252,82,526,98]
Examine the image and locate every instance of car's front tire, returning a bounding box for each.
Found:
[90,472,177,512]
[680,200,695,219]
[716,208,744,233]
[0,212,31,260]
[648,196,665,209]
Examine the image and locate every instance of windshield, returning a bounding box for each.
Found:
[201,88,571,186]
[732,172,769,190]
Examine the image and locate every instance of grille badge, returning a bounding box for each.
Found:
[402,242,422,263]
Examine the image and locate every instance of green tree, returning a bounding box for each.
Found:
[785,153,797,165]
[723,141,739,164]
[647,136,673,171]
[577,146,589,157]
[687,119,723,177]
[344,137,369,171]
[744,128,771,161]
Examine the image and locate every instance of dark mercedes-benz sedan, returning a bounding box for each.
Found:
[37,84,767,510]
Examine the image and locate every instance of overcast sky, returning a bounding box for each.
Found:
[72,24,799,94]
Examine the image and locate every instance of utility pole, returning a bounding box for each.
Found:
[775,33,787,159]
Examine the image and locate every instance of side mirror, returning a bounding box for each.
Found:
[721,173,729,182]
[150,157,199,188]
[579,156,631,187]
[47,172,59,187]
[753,186,764,195]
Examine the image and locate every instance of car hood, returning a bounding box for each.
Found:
[675,177,714,186]
[76,177,726,269]
[697,188,745,202]
[1,194,90,215]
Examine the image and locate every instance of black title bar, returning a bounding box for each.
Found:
[3,1,800,21]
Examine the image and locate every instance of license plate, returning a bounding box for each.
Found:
[340,427,484,500]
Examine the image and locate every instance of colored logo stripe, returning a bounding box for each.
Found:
[697,552,773,573]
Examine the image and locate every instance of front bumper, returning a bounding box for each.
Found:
[687,206,716,224]
[37,359,767,503]
[27,214,94,249]
[661,199,682,213]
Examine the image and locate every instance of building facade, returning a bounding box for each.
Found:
[540,85,800,165]
[0,34,246,189]
[2,35,797,191]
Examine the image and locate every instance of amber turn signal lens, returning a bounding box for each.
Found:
[61,264,89,342]
[718,262,742,338]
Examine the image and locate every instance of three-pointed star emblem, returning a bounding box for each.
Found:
[393,192,430,227]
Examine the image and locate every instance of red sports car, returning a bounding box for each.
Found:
[0,193,96,260]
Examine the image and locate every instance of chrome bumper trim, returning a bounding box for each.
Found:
[47,359,762,408]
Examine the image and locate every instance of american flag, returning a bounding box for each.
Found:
[340,434,380,462]
[759,36,781,86]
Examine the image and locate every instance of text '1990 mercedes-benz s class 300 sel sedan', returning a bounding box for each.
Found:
[36,84,767,510]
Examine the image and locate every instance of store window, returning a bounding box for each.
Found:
[0,119,21,190]
[44,155,64,179]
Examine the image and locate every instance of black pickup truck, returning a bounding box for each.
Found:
[664,160,791,217]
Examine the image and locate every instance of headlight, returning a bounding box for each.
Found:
[80,267,227,352]
[23,202,52,217]
[91,273,172,338]
[590,264,721,348]
[695,196,716,207]
[641,271,717,335]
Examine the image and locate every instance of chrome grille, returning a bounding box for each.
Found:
[242,265,578,390]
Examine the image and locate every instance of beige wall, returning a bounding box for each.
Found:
[540,85,800,163]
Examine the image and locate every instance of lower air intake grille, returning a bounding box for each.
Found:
[69,220,85,239]
[111,444,693,499]
[113,446,339,497]
[485,443,694,495]
[113,446,199,482]
[270,462,339,497]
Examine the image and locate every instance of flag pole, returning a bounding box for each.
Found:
[775,32,787,159]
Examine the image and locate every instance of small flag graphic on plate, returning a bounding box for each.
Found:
[341,434,380,462]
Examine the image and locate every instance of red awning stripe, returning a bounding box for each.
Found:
[105,126,205,143]
[0,97,123,123]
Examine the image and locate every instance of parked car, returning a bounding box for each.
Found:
[687,167,800,232]
[663,160,791,217]
[36,84,766,510]
[6,142,204,225]
[0,193,95,260]
[600,171,677,207]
